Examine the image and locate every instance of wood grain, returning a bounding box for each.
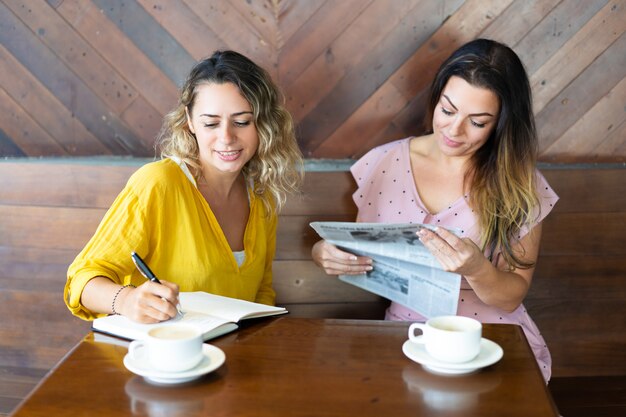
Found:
[0,44,109,155]
[0,0,623,160]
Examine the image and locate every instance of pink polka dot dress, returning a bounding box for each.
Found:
[351,138,559,382]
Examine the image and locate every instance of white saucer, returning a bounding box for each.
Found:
[402,338,503,375]
[123,344,225,385]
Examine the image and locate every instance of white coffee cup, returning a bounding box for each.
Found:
[129,324,203,373]
[408,316,482,364]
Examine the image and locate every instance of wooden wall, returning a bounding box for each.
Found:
[1,0,624,161]
[1,161,625,381]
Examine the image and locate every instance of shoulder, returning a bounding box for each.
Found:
[126,159,187,198]
[359,138,409,161]
[351,138,410,178]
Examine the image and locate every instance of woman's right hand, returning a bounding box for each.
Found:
[311,240,373,275]
[117,280,180,323]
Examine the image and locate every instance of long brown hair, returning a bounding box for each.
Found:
[157,50,303,214]
[425,39,539,269]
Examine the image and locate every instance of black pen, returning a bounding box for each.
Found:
[131,251,183,315]
[131,251,161,283]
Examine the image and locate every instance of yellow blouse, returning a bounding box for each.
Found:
[65,158,277,320]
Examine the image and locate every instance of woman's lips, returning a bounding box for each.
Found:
[215,150,242,161]
[443,135,462,148]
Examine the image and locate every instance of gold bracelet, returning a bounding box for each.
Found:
[111,284,135,315]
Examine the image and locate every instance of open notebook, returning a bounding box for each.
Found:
[92,291,288,341]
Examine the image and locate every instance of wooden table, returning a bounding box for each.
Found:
[11,318,559,417]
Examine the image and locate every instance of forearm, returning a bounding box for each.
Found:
[81,277,132,315]
[464,259,531,312]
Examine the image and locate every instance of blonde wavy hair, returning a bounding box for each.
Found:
[157,50,303,214]
[425,39,540,269]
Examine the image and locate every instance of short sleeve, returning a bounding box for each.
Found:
[350,139,404,213]
[351,147,384,186]
[518,170,559,239]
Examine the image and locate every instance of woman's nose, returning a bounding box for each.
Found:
[448,116,464,137]
[219,125,235,143]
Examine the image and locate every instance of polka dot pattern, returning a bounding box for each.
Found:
[350,137,560,382]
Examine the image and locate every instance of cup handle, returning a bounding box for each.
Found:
[128,340,145,360]
[408,323,426,344]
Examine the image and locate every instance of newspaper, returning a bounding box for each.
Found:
[310,222,461,318]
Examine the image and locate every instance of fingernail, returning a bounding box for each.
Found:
[365,266,373,271]
[350,256,357,261]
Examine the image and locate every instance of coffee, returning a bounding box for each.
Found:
[150,327,197,340]
[129,324,203,373]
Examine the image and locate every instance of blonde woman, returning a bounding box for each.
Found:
[312,39,558,382]
[66,50,302,324]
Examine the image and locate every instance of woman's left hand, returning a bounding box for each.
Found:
[417,227,487,276]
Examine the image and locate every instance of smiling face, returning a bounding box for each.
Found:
[186,82,259,176]
[432,76,500,159]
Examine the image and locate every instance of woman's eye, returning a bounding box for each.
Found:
[470,120,486,128]
[440,107,453,116]
[234,120,251,127]
[203,123,219,128]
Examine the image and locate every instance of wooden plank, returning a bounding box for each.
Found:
[345,0,512,158]
[0,44,110,155]
[0,205,105,251]
[0,127,25,157]
[0,291,91,368]
[182,0,275,76]
[536,32,626,156]
[227,1,278,51]
[0,246,77,265]
[275,0,325,50]
[389,0,513,103]
[276,214,356,260]
[136,0,227,61]
[313,81,409,158]
[282,172,357,216]
[309,0,467,157]
[541,168,626,213]
[0,162,137,208]
[273,260,383,304]
[1,163,625,214]
[91,0,195,86]
[531,0,625,114]
[362,90,430,156]
[528,299,626,376]
[593,119,626,161]
[3,0,137,114]
[0,3,146,154]
[278,0,372,87]
[514,0,609,74]
[541,212,626,256]
[0,247,75,294]
[531,255,626,299]
[480,0,562,47]
[0,364,47,415]
[58,0,179,115]
[543,76,626,160]
[120,95,163,151]
[0,207,351,257]
[0,88,66,156]
[285,0,422,124]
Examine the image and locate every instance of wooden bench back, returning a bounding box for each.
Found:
[1,160,625,378]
